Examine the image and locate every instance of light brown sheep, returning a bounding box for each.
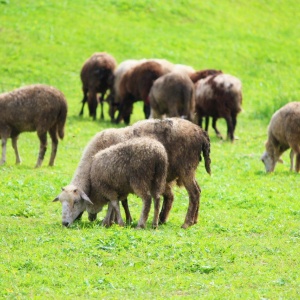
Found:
[261,102,300,172]
[79,52,117,120]
[0,84,67,167]
[53,118,211,229]
[149,72,195,121]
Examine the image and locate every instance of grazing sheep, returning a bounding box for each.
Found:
[53,118,211,229]
[53,127,134,227]
[149,72,195,121]
[79,52,117,120]
[195,73,242,141]
[261,102,300,172]
[173,64,196,76]
[115,60,167,124]
[55,138,167,229]
[0,84,67,167]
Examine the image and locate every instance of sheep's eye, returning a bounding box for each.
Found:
[73,189,77,194]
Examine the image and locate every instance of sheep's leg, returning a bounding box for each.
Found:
[212,117,223,139]
[225,115,234,142]
[88,90,98,120]
[198,116,203,128]
[136,195,152,229]
[290,149,294,171]
[152,196,161,229]
[143,103,151,119]
[0,135,8,165]
[205,117,210,132]
[181,177,200,229]
[35,131,47,168]
[159,184,174,224]
[79,88,88,116]
[99,93,105,120]
[192,181,201,225]
[295,153,300,173]
[11,135,21,164]
[48,126,58,166]
[121,199,133,225]
[110,200,125,227]
[102,202,115,227]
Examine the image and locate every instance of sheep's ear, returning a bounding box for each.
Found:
[53,196,59,202]
[80,191,93,205]
[278,158,283,164]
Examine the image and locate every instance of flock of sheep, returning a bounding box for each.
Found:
[0,51,299,228]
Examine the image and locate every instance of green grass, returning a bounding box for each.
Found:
[1,0,300,298]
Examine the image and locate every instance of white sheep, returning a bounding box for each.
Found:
[261,101,300,172]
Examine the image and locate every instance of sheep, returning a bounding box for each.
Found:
[95,138,168,228]
[53,118,211,229]
[55,138,167,229]
[173,64,196,76]
[78,52,117,120]
[149,71,195,121]
[115,60,168,125]
[189,69,223,83]
[261,102,300,172]
[0,84,67,167]
[106,59,146,122]
[195,73,242,141]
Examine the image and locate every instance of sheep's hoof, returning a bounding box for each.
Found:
[135,225,145,230]
[181,222,192,229]
[152,224,158,229]
[102,218,113,227]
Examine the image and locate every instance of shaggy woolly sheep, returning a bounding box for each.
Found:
[149,72,195,121]
[261,102,300,172]
[115,60,167,124]
[53,118,211,229]
[195,73,242,141]
[79,52,117,120]
[55,137,168,229]
[0,84,67,167]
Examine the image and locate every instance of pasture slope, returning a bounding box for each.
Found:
[0,0,299,298]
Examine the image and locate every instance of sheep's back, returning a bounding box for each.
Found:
[0,84,67,131]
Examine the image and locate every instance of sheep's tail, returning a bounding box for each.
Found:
[201,130,211,175]
[152,156,168,197]
[57,101,68,140]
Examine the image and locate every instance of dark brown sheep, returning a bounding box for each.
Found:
[0,84,67,167]
[149,72,195,121]
[189,69,223,83]
[79,52,117,120]
[115,60,167,125]
[195,73,242,141]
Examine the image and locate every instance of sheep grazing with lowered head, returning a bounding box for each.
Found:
[115,60,167,125]
[53,118,211,229]
[149,71,195,121]
[79,52,117,120]
[0,84,67,167]
[195,73,242,141]
[261,102,300,172]
[54,137,168,229]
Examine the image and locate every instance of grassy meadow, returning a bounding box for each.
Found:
[1,0,300,298]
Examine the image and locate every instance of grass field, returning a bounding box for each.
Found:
[1,0,300,298]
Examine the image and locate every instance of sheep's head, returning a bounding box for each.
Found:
[53,184,93,227]
[261,151,276,172]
